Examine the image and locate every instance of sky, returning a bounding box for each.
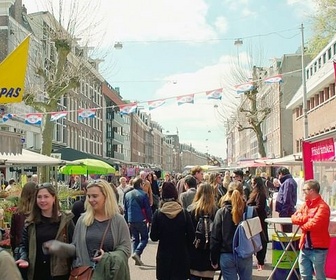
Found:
[23,0,317,160]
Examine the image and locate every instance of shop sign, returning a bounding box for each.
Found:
[310,137,335,161]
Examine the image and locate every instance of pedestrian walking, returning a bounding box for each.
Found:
[124,177,152,266]
[150,181,194,280]
[210,181,253,280]
[180,175,197,210]
[246,176,268,271]
[188,182,217,280]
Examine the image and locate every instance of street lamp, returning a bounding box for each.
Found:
[114,42,123,49]
[234,38,243,64]
[300,23,308,139]
[234,38,243,46]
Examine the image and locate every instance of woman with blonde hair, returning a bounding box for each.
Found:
[45,179,131,279]
[210,181,253,280]
[188,183,218,280]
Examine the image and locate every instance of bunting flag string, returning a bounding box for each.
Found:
[119,103,138,115]
[177,94,194,105]
[206,88,222,100]
[264,74,283,84]
[0,72,287,125]
[78,108,96,120]
[148,99,165,110]
[235,82,255,94]
[24,113,42,125]
[50,111,67,122]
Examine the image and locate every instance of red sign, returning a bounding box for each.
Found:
[303,141,313,180]
[310,137,335,161]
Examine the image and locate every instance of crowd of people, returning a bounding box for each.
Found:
[0,165,332,280]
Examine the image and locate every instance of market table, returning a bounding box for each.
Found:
[265,217,300,280]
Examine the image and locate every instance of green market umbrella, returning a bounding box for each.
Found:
[59,158,116,175]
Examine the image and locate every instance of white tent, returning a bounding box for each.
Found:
[254,153,302,166]
[0,149,66,166]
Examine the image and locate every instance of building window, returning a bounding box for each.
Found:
[328,48,332,59]
[315,94,319,106]
[306,69,309,80]
[320,91,324,103]
[331,83,336,97]
[323,53,326,64]
[324,87,329,100]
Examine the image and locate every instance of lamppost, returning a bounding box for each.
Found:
[234,38,243,64]
[300,23,308,139]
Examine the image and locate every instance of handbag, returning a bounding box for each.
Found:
[69,266,93,280]
[69,219,111,280]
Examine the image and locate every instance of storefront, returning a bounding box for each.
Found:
[303,136,336,208]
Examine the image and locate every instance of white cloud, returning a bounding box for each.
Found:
[24,0,219,46]
[224,0,251,11]
[146,54,244,158]
[286,0,317,16]
[104,0,217,42]
[241,8,256,18]
[214,16,228,34]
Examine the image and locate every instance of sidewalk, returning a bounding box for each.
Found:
[129,233,335,279]
[129,240,274,280]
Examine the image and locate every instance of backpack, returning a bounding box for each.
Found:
[233,206,262,259]
[193,214,213,250]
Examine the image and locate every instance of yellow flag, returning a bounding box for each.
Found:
[0,36,30,104]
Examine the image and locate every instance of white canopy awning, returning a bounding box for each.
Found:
[0,149,67,166]
[254,153,302,166]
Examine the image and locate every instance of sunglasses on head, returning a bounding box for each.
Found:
[36,183,56,193]
[87,179,106,187]
[37,182,53,189]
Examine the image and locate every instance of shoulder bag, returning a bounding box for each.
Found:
[69,219,111,280]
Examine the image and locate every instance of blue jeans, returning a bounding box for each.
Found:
[299,249,328,280]
[130,221,148,256]
[219,253,252,280]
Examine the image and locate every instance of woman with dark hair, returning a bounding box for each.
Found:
[15,183,75,280]
[146,172,160,212]
[10,182,37,252]
[10,182,37,279]
[150,182,194,280]
[246,176,268,271]
[210,181,253,280]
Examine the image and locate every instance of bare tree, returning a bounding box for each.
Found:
[22,0,106,181]
[218,50,272,158]
[236,66,272,158]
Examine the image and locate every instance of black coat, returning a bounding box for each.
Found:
[150,207,194,280]
[188,208,217,272]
